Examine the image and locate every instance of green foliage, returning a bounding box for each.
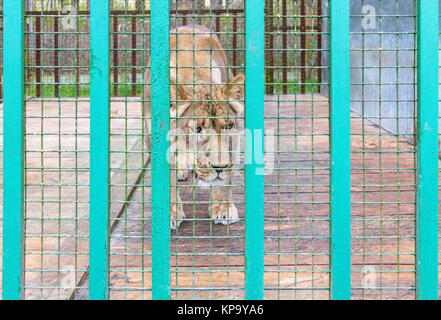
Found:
[270,78,319,94]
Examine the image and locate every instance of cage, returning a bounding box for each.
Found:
[0,0,439,300]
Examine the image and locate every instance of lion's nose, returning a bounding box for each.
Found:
[213,165,227,175]
[227,120,235,130]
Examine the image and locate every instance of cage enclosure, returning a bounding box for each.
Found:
[0,0,440,300]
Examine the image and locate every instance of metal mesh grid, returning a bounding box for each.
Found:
[165,0,246,300]
[263,0,330,299]
[99,0,247,300]
[107,0,151,300]
[349,0,417,299]
[22,0,90,299]
[0,0,439,300]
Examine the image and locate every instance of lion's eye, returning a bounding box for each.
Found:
[196,126,202,133]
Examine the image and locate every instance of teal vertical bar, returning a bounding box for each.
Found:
[416,0,439,301]
[2,0,25,300]
[329,0,351,300]
[89,0,110,300]
[150,0,171,300]
[245,0,265,300]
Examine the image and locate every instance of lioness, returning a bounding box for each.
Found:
[144,25,245,230]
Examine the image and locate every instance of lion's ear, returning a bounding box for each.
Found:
[222,74,245,116]
[170,76,188,102]
[225,73,245,100]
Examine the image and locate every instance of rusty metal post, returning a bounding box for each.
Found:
[317,0,323,89]
[132,16,137,96]
[300,0,306,94]
[282,0,287,94]
[265,0,274,94]
[76,23,80,96]
[36,16,41,97]
[54,16,59,98]
[233,16,238,71]
[113,16,118,96]
[216,15,221,33]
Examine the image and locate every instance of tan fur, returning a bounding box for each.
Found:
[144,25,245,230]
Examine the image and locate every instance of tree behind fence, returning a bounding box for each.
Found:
[0,0,323,98]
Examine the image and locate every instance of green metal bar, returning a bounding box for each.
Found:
[416,0,439,300]
[2,0,25,300]
[150,0,171,300]
[329,0,351,300]
[245,0,264,300]
[89,0,110,300]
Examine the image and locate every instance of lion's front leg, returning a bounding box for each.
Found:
[209,186,239,225]
[177,152,191,181]
[170,171,185,230]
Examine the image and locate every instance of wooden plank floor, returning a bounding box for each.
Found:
[0,98,145,299]
[0,94,439,300]
[75,94,429,300]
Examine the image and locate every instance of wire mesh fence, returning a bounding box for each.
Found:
[263,0,330,299]
[22,0,90,299]
[0,0,440,300]
[349,0,418,300]
[164,3,247,299]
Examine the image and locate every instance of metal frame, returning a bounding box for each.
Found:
[89,0,110,300]
[329,0,351,300]
[0,0,439,301]
[415,0,439,300]
[150,0,171,301]
[2,0,25,300]
[245,0,265,300]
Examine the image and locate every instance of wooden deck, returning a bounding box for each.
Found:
[0,94,439,300]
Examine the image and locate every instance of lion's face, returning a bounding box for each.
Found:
[170,74,245,185]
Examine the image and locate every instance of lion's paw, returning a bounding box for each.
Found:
[177,169,189,181]
[210,203,239,225]
[170,203,186,230]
